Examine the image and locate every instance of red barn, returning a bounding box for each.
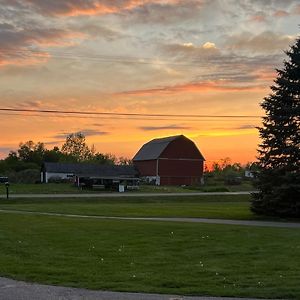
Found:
[133,135,205,185]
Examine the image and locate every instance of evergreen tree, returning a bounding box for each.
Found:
[251,37,300,217]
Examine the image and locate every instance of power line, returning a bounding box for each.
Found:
[0,112,261,123]
[0,108,262,119]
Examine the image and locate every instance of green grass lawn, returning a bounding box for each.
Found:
[0,212,299,299]
[0,195,265,220]
[1,183,83,194]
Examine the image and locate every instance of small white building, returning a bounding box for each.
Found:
[245,170,255,178]
[41,162,77,183]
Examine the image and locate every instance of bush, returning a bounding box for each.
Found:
[224,175,242,185]
[7,169,40,184]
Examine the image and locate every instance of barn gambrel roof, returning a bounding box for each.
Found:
[133,135,180,161]
[133,135,204,161]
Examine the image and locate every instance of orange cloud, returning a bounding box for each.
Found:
[249,12,266,23]
[31,31,86,47]
[56,3,119,17]
[273,10,289,17]
[0,51,50,67]
[226,31,295,54]
[24,0,183,17]
[0,27,85,67]
[117,80,265,96]
[254,70,277,82]
[195,128,257,137]
[292,4,300,15]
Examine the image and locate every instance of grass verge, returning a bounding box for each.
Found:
[0,195,263,220]
[1,183,84,194]
[1,182,255,195]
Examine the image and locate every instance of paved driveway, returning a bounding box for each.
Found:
[0,277,276,300]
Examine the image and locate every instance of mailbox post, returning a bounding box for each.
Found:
[5,182,9,199]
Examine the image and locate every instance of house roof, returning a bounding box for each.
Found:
[133,135,183,161]
[42,162,138,177]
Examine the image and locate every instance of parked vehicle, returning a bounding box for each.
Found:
[0,176,9,183]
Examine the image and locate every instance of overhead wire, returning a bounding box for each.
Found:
[0,108,262,119]
[0,112,260,122]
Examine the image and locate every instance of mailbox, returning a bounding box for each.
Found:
[4,182,9,199]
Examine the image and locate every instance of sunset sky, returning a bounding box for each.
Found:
[0,0,299,165]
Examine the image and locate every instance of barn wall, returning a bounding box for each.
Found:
[161,136,203,159]
[133,160,157,176]
[158,159,203,177]
[160,176,203,186]
[134,159,204,186]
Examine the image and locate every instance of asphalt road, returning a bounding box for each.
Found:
[0,277,276,300]
[0,191,254,198]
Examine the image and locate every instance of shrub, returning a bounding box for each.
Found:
[7,169,40,184]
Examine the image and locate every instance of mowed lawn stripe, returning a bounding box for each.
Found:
[1,209,300,228]
[0,195,260,220]
[0,213,299,299]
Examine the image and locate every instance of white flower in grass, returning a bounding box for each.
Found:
[132,274,136,278]
[118,245,125,252]
[198,261,204,267]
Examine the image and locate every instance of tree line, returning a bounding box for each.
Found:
[0,132,131,182]
[204,157,258,185]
